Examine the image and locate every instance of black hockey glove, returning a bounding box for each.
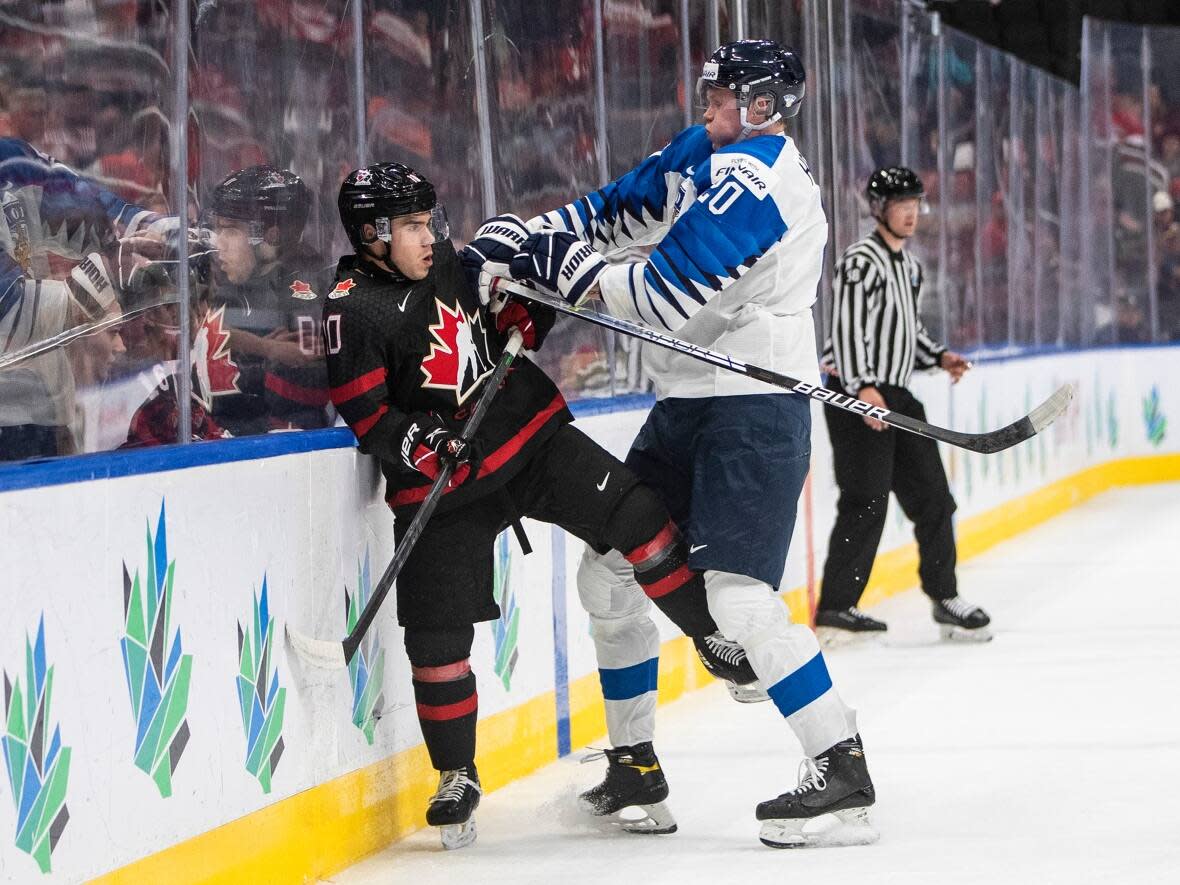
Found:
[399,414,480,488]
[494,296,555,351]
[465,213,529,306]
[510,230,607,306]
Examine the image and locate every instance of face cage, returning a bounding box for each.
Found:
[372,204,450,245]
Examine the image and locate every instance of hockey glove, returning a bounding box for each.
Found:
[465,214,530,307]
[494,296,555,350]
[400,414,479,488]
[66,252,119,321]
[509,231,606,307]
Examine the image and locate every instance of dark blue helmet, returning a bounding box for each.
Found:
[699,39,806,127]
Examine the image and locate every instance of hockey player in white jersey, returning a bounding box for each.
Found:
[504,39,877,848]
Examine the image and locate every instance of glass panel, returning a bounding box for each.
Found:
[181,2,363,438]
[1149,24,1180,341]
[482,0,612,400]
[942,27,981,349]
[0,2,184,461]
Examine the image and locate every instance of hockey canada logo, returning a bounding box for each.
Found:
[192,305,241,409]
[3,617,71,874]
[236,577,286,793]
[120,502,193,798]
[420,299,495,405]
[329,279,357,299]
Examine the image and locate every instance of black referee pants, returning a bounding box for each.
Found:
[818,378,957,611]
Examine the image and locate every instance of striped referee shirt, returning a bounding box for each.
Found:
[821,230,945,395]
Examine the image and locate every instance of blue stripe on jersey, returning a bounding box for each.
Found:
[598,658,659,701]
[570,126,714,249]
[765,652,834,718]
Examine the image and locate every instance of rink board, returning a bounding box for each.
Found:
[0,346,1176,883]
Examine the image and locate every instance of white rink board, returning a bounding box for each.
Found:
[0,345,1176,881]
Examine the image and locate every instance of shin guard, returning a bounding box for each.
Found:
[412,660,478,771]
[623,518,718,638]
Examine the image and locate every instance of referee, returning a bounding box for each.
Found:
[815,166,991,642]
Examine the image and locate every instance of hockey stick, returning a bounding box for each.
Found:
[285,328,526,669]
[492,278,1073,455]
[0,297,179,371]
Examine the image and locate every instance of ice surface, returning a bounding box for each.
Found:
[327,484,1180,884]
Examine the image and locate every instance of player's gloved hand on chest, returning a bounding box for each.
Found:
[400,414,480,488]
[465,213,529,307]
[509,231,606,306]
[494,296,555,350]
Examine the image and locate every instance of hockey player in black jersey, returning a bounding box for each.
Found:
[207,166,333,435]
[324,163,755,849]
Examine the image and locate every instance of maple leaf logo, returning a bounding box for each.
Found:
[289,279,316,300]
[420,299,495,405]
[191,304,241,409]
[329,279,357,299]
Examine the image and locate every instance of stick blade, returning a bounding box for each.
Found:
[1028,383,1075,434]
[285,623,348,670]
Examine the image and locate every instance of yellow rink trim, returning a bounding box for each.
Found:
[785,453,1180,616]
[90,636,711,885]
[92,453,1180,884]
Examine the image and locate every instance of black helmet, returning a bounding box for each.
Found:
[866,166,925,216]
[338,162,448,251]
[211,165,310,243]
[699,39,806,128]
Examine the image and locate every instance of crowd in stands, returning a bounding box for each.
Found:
[2,0,1178,465]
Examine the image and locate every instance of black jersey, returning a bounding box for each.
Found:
[323,240,570,514]
[211,245,334,432]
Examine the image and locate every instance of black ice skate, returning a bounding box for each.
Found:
[426,764,482,849]
[755,734,878,848]
[814,607,887,648]
[580,742,677,834]
[932,596,992,642]
[693,631,768,703]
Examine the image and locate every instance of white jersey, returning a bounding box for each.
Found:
[530,125,827,398]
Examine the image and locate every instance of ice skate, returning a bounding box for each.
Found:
[580,743,678,834]
[426,765,482,849]
[756,734,878,848]
[693,631,769,703]
[932,596,992,642]
[814,607,888,648]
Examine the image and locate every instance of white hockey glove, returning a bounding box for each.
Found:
[66,252,119,321]
[509,230,606,307]
[466,214,529,307]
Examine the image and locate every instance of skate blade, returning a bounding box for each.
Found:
[939,624,994,643]
[815,627,885,649]
[726,680,770,704]
[759,806,879,849]
[584,799,678,835]
[439,818,477,850]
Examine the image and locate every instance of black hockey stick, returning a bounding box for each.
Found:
[286,328,526,669]
[492,278,1073,455]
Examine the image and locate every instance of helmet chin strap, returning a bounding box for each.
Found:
[737,104,782,141]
